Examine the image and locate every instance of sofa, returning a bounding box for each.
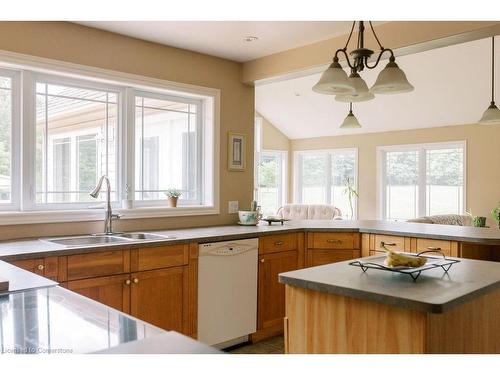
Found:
[277,204,342,220]
[406,214,472,226]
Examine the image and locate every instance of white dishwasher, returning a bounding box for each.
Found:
[198,238,258,348]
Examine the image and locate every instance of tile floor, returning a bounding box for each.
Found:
[228,336,284,354]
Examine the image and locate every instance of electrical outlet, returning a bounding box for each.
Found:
[228,201,239,214]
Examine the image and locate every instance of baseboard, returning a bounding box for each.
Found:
[250,324,283,343]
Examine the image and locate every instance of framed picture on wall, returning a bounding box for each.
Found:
[228,132,246,171]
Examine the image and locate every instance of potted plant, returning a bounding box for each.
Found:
[343,177,358,220]
[165,189,182,207]
[492,201,500,229]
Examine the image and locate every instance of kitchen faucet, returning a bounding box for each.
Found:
[90,175,121,235]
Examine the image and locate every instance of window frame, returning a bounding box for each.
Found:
[22,72,125,211]
[0,50,220,225]
[256,149,288,215]
[0,68,21,211]
[293,148,358,218]
[377,141,467,221]
[130,89,204,208]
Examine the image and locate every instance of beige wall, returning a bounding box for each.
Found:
[291,123,500,226]
[0,22,255,240]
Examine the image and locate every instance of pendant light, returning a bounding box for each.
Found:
[313,21,414,100]
[335,71,375,102]
[479,36,500,125]
[340,103,362,128]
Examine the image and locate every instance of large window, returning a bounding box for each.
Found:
[0,64,217,220]
[379,142,465,221]
[35,81,118,205]
[256,151,287,216]
[294,149,357,219]
[134,93,201,205]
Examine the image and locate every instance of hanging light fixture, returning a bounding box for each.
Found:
[340,103,362,128]
[479,36,500,125]
[313,21,414,100]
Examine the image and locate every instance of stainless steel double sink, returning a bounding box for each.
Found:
[43,232,176,247]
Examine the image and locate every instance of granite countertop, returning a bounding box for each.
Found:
[279,256,500,313]
[0,220,500,261]
[0,285,217,354]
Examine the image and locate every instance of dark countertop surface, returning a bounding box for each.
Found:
[279,255,500,313]
[0,220,500,261]
[0,285,217,354]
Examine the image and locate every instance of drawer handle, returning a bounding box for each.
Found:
[133,278,139,284]
[326,239,342,244]
[37,264,45,271]
[381,242,397,246]
[427,247,442,251]
[260,258,265,263]
[125,279,131,285]
[274,241,284,246]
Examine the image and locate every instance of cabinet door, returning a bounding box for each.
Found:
[130,266,188,334]
[306,249,360,267]
[10,258,45,275]
[65,274,131,313]
[258,250,298,331]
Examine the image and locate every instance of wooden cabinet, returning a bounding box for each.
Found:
[10,256,61,281]
[414,238,457,256]
[65,274,131,313]
[306,232,360,267]
[131,244,188,271]
[253,232,304,342]
[257,250,298,334]
[130,266,188,333]
[66,249,130,281]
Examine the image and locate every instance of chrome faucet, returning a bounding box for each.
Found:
[90,175,121,235]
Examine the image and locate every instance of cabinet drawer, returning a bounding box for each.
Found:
[415,238,452,256]
[66,250,130,281]
[309,232,359,249]
[259,233,298,254]
[10,258,45,275]
[306,249,360,267]
[131,244,189,272]
[373,235,408,251]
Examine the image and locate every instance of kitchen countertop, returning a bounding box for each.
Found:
[279,256,500,313]
[1,220,500,261]
[0,260,57,294]
[0,285,218,354]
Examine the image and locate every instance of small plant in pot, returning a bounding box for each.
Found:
[165,189,182,207]
[492,201,500,229]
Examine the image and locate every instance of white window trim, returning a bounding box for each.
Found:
[0,49,220,225]
[0,68,21,211]
[257,149,288,211]
[377,140,467,220]
[293,148,358,218]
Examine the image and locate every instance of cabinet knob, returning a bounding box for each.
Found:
[260,259,265,263]
[427,247,442,251]
[125,279,131,285]
[274,241,284,246]
[37,264,44,271]
[133,278,139,284]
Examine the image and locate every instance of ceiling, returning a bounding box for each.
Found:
[76,21,369,62]
[256,37,500,139]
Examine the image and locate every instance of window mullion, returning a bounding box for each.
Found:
[418,148,427,217]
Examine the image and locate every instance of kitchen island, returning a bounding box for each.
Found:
[279,256,500,354]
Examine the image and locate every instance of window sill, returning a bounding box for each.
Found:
[0,205,219,226]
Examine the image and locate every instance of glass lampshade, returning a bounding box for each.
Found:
[340,110,362,129]
[479,102,500,125]
[371,60,414,94]
[335,72,374,102]
[313,60,355,95]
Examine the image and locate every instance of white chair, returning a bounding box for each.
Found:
[277,204,342,220]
